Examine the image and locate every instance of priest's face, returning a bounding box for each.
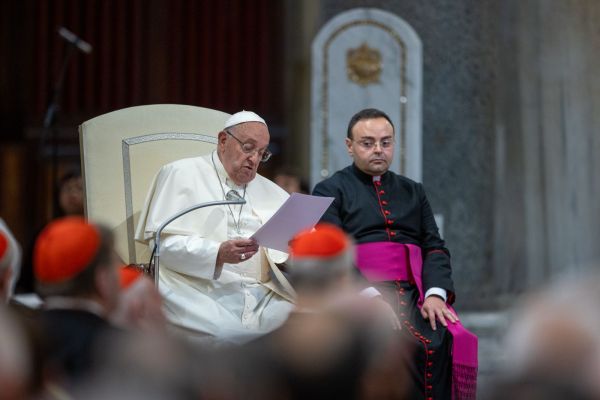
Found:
[218,122,270,185]
[346,117,395,176]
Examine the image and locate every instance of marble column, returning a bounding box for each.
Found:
[494,0,600,295]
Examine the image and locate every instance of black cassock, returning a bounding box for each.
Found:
[313,163,455,400]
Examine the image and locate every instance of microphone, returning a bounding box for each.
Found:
[151,196,246,286]
[58,27,92,54]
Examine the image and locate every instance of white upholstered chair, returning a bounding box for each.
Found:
[79,104,229,268]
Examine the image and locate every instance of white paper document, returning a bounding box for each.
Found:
[251,193,334,252]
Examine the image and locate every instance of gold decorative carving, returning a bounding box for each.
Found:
[346,42,382,86]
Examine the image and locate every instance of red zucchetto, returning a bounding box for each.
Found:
[289,223,354,275]
[34,217,101,283]
[290,223,350,259]
[119,266,143,289]
[0,232,8,265]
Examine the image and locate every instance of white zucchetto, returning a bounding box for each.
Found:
[224,110,266,129]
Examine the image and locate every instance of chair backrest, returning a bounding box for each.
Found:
[79,104,230,265]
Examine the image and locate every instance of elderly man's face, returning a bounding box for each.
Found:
[218,122,270,185]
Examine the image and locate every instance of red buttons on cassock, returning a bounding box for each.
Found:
[381,200,388,205]
[428,350,435,355]
[426,385,433,391]
[427,361,433,367]
[427,373,433,379]
[390,231,397,236]
[379,190,385,195]
[387,219,394,225]
[384,210,390,215]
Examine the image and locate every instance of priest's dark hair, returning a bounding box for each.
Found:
[346,108,395,139]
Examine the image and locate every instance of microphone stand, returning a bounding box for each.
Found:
[39,41,79,217]
[153,197,246,287]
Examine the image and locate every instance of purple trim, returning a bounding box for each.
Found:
[406,244,478,399]
[359,242,478,399]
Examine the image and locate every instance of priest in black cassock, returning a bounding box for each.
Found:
[312,108,477,400]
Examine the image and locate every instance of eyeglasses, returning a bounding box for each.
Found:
[225,130,272,162]
[352,138,394,150]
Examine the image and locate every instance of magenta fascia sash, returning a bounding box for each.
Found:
[356,242,478,400]
[355,241,413,281]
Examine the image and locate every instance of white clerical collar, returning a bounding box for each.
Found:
[211,151,245,191]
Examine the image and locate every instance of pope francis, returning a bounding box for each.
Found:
[135,111,295,343]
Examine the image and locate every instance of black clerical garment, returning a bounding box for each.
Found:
[313,164,457,400]
[312,164,455,301]
[38,309,119,384]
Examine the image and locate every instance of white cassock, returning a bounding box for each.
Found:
[135,152,295,343]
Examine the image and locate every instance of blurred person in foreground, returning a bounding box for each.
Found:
[111,266,167,333]
[0,306,32,400]
[0,219,22,303]
[33,216,123,390]
[72,330,205,400]
[136,111,295,344]
[313,108,477,399]
[72,269,202,400]
[485,273,600,400]
[233,224,411,400]
[1,222,47,397]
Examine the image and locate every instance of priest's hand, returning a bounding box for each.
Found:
[216,239,259,266]
[421,295,458,331]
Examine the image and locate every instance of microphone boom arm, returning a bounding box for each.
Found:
[153,198,246,286]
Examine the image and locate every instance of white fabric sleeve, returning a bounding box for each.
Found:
[360,287,447,302]
[359,287,381,298]
[158,235,221,280]
[424,287,447,302]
